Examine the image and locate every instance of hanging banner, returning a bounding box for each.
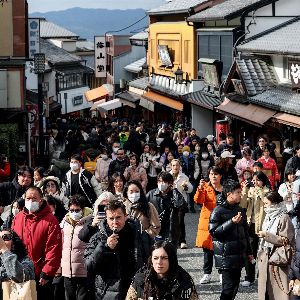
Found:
[94,36,106,78]
[28,18,40,58]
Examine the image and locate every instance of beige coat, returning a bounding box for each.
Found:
[257,214,295,300]
[240,186,270,234]
[124,200,161,238]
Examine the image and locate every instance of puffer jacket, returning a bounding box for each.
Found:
[84,219,143,300]
[126,266,198,300]
[61,207,93,278]
[12,201,62,278]
[209,201,251,270]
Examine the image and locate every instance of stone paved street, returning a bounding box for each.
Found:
[177,208,258,300]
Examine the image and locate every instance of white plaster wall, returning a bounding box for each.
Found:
[191,104,214,137]
[59,86,91,114]
[271,55,290,84]
[25,62,38,90]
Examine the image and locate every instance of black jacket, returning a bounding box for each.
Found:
[108,158,129,178]
[209,201,251,270]
[216,143,242,159]
[84,219,143,300]
[129,265,197,300]
[147,188,185,243]
[290,227,300,280]
[252,146,276,162]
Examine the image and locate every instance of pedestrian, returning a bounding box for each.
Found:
[252,136,276,161]
[94,147,112,191]
[209,180,253,300]
[235,148,255,181]
[33,166,45,187]
[2,198,25,229]
[107,172,126,201]
[60,194,93,300]
[84,200,143,300]
[162,151,176,172]
[217,151,239,182]
[108,148,130,178]
[194,166,223,284]
[12,186,62,300]
[126,241,198,300]
[62,154,102,208]
[278,169,296,213]
[257,191,295,300]
[216,133,242,159]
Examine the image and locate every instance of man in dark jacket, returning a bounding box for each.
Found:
[252,136,276,161]
[84,200,143,300]
[216,133,241,159]
[209,180,252,300]
[108,148,129,178]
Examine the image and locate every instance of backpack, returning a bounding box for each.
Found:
[84,155,100,174]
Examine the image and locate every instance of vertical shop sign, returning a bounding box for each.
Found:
[28,18,40,58]
[94,36,106,78]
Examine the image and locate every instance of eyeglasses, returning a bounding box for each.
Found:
[1,234,13,241]
[69,209,81,213]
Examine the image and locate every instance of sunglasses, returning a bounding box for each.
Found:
[69,209,81,213]
[1,234,13,241]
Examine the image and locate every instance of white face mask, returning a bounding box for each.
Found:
[158,183,169,192]
[202,153,209,160]
[183,151,189,157]
[12,208,19,216]
[102,154,108,160]
[113,147,119,154]
[70,211,82,221]
[25,201,40,213]
[127,192,140,203]
[70,162,79,171]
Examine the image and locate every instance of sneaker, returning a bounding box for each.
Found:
[241,280,254,287]
[180,243,188,249]
[219,274,222,284]
[200,274,212,284]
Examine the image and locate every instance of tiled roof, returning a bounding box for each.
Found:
[249,88,300,117]
[237,16,300,55]
[183,89,222,110]
[188,0,274,22]
[40,39,81,65]
[130,31,148,41]
[128,77,150,90]
[76,40,94,51]
[40,19,79,39]
[117,91,140,103]
[80,55,95,70]
[147,0,208,16]
[124,57,146,74]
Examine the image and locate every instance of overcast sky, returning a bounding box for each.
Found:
[28,0,165,12]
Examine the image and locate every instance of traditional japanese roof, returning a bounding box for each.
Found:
[128,77,150,90]
[188,0,275,22]
[117,91,141,103]
[40,39,81,65]
[80,55,95,70]
[76,40,94,52]
[147,0,209,16]
[237,16,300,55]
[124,57,146,73]
[130,31,148,41]
[40,19,79,39]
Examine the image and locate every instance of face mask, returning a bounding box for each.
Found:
[158,183,169,192]
[102,155,108,160]
[127,193,140,203]
[25,201,39,213]
[12,208,19,216]
[70,162,79,171]
[113,147,119,154]
[70,211,82,221]
[183,151,189,157]
[202,153,209,160]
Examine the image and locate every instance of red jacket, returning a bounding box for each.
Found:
[12,201,62,278]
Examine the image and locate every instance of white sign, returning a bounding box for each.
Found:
[94,36,106,78]
[28,18,40,59]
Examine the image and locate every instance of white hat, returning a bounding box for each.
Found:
[221,150,235,159]
[207,135,215,142]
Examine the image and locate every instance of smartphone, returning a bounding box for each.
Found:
[247,179,254,187]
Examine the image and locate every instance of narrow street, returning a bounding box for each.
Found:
[178,208,257,300]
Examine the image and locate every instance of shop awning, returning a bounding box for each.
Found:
[96,99,136,113]
[90,99,106,111]
[117,91,140,103]
[85,86,109,102]
[216,98,276,127]
[142,91,183,111]
[139,97,155,112]
[273,113,300,128]
[124,57,146,74]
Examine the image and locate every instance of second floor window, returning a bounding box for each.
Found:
[58,73,85,90]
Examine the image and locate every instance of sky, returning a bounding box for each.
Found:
[28,0,166,12]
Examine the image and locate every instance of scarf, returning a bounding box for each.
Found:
[260,202,287,250]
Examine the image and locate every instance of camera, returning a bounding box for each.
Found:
[247,179,254,187]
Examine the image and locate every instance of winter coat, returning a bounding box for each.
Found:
[108,158,130,178]
[235,157,255,180]
[95,157,112,183]
[170,171,192,203]
[257,214,295,300]
[78,217,98,243]
[126,266,198,300]
[257,157,280,190]
[143,154,162,177]
[222,165,239,183]
[216,143,242,158]
[62,168,102,206]
[0,178,29,207]
[252,146,276,162]
[12,201,62,278]
[179,154,199,181]
[147,188,185,243]
[290,227,300,281]
[240,186,270,234]
[123,165,148,192]
[194,182,217,250]
[209,201,251,270]
[84,219,143,300]
[60,207,93,278]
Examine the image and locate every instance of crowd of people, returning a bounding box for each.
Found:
[0,117,300,300]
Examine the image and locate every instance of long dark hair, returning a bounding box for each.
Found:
[107,172,126,194]
[143,241,178,299]
[123,180,149,217]
[253,171,270,188]
[1,229,27,260]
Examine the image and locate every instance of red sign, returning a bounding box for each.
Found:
[26,104,39,136]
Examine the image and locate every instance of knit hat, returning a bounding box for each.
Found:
[182,146,191,153]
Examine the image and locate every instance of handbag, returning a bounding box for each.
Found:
[2,279,37,300]
[293,279,300,296]
[268,238,293,267]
